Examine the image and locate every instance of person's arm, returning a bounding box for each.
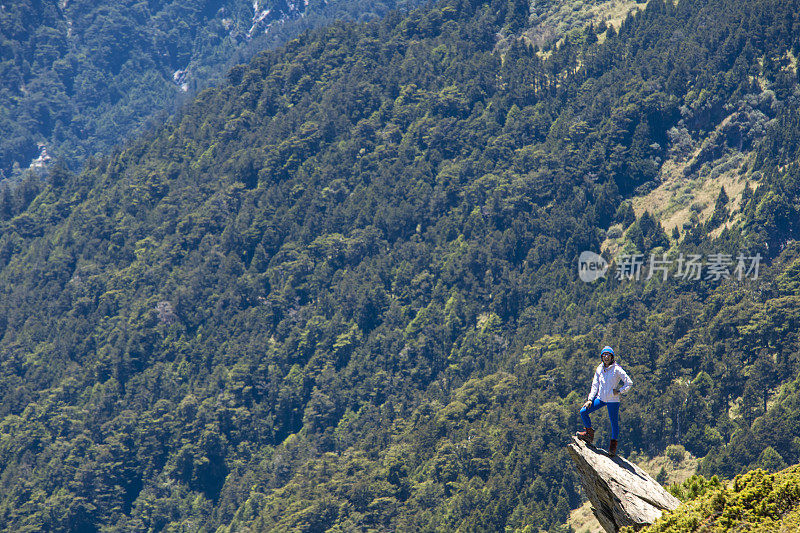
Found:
[613,366,633,394]
[586,367,600,404]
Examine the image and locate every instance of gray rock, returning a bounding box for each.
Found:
[568,436,680,532]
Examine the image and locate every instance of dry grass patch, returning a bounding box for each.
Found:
[596,0,648,31]
[635,446,700,486]
[634,154,750,237]
[630,145,753,239]
[525,0,646,50]
[567,500,605,533]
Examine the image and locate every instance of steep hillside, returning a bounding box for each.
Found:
[0,0,799,530]
[0,0,424,181]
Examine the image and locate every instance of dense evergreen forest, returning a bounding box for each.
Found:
[0,0,425,181]
[0,0,800,530]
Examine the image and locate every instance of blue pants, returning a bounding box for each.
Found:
[580,399,620,439]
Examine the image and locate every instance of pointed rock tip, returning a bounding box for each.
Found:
[567,436,680,532]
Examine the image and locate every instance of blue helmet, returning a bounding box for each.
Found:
[600,346,614,358]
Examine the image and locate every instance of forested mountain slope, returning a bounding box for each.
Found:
[0,0,424,181]
[0,0,799,530]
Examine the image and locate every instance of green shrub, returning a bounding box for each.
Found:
[666,444,686,463]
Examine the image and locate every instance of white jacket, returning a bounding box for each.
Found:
[588,362,632,403]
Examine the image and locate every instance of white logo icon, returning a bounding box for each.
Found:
[578,251,608,282]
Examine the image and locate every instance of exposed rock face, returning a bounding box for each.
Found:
[568,436,680,532]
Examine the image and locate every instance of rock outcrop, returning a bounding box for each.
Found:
[568,436,680,532]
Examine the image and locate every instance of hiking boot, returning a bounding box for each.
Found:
[609,439,618,456]
[576,427,594,445]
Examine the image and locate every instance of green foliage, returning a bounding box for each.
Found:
[647,467,800,532]
[0,0,427,180]
[666,444,686,463]
[706,186,730,230]
[0,0,799,530]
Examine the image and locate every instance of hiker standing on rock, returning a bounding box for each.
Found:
[576,346,632,456]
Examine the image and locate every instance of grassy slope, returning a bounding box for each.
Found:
[524,0,647,48]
